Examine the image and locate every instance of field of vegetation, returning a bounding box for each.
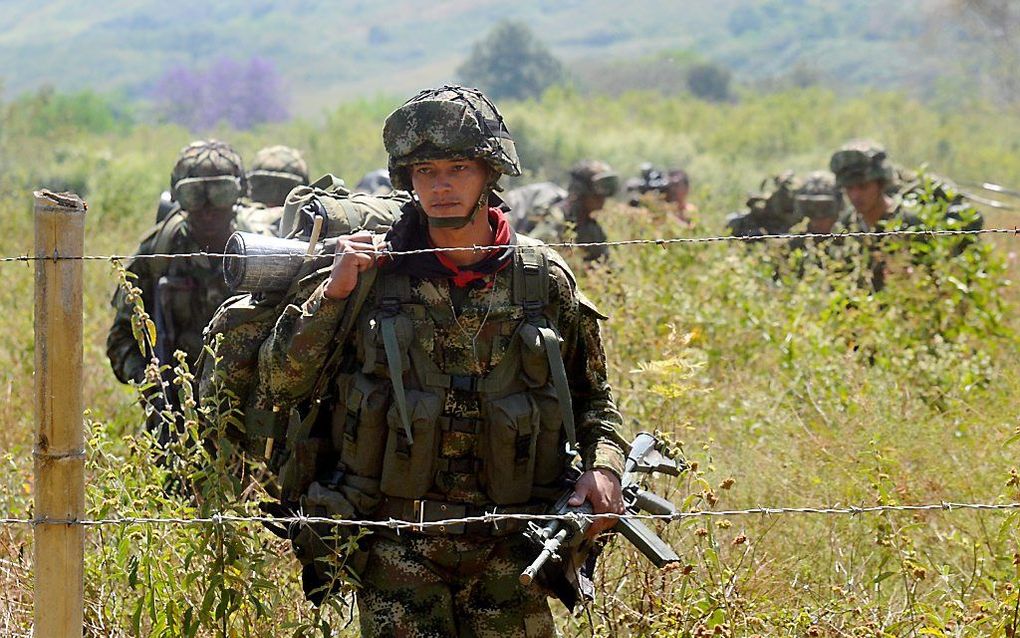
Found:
[2,86,1020,636]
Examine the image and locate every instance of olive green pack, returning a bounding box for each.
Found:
[196,179,404,467]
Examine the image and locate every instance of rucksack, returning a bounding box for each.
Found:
[197,177,407,467]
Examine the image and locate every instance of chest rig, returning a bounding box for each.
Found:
[332,240,578,506]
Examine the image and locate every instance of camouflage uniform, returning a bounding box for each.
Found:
[786,171,843,252]
[107,140,251,441]
[827,140,986,289]
[725,171,804,239]
[238,145,310,236]
[542,160,619,264]
[354,169,393,196]
[504,181,567,242]
[261,86,626,637]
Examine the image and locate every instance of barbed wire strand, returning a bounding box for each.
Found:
[0,226,1015,263]
[2,500,1018,529]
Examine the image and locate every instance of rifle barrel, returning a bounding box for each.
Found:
[520,527,569,586]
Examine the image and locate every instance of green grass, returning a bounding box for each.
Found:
[2,88,1020,636]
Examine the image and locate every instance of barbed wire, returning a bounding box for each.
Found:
[2,500,1019,530]
[0,226,1014,263]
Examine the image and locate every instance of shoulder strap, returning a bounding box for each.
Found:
[146,209,188,280]
[512,244,577,450]
[377,274,415,445]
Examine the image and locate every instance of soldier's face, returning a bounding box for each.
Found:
[581,193,607,214]
[807,215,837,234]
[411,158,490,220]
[844,180,884,215]
[667,182,689,204]
[187,204,235,231]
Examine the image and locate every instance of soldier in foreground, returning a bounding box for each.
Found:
[107,139,253,444]
[260,85,627,636]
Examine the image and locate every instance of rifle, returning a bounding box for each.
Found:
[519,431,685,610]
[148,275,197,447]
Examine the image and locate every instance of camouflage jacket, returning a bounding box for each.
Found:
[533,198,609,264]
[259,236,626,511]
[106,211,251,384]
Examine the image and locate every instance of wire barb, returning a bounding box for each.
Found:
[0,226,1012,263]
[3,500,1020,530]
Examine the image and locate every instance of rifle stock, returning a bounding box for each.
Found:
[617,517,680,568]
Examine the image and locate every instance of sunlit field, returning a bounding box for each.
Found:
[2,88,1020,636]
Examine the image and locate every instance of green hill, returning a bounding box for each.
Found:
[0,0,965,114]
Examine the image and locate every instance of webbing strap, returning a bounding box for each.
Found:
[381,315,413,445]
[309,269,378,401]
[539,325,576,449]
[515,245,576,449]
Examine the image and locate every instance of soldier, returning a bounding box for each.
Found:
[725,171,804,238]
[829,140,917,232]
[522,160,619,264]
[665,168,697,227]
[625,164,696,228]
[354,168,393,196]
[107,139,253,444]
[240,145,310,235]
[797,170,842,235]
[785,171,844,270]
[260,85,626,636]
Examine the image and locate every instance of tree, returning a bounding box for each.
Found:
[686,62,733,102]
[456,21,565,101]
[152,57,289,130]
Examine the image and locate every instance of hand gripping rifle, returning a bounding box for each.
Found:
[519,431,686,610]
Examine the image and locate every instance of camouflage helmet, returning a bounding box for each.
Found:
[170,139,247,196]
[248,145,309,207]
[382,85,521,192]
[794,170,842,219]
[568,159,620,198]
[829,140,895,187]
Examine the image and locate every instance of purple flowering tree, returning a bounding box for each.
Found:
[153,56,289,130]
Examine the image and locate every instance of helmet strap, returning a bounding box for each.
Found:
[425,189,489,229]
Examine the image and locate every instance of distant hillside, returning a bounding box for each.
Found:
[0,0,964,114]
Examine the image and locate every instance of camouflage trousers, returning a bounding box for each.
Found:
[357,532,558,637]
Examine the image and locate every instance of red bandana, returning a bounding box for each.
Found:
[433,207,514,288]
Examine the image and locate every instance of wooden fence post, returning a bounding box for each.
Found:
[33,190,86,638]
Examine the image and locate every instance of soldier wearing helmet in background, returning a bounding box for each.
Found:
[519,159,619,264]
[260,85,626,637]
[354,168,394,196]
[563,159,619,263]
[107,139,255,445]
[726,170,805,239]
[797,171,843,236]
[786,170,844,257]
[829,140,917,232]
[239,144,310,236]
[829,139,985,290]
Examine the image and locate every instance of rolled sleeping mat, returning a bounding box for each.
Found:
[224,231,329,293]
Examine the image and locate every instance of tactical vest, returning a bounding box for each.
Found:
[331,238,578,508]
[144,209,251,366]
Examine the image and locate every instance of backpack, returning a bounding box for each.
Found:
[197,177,407,466]
[503,182,568,234]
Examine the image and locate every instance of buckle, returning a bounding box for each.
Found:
[380,296,401,316]
[449,375,478,393]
